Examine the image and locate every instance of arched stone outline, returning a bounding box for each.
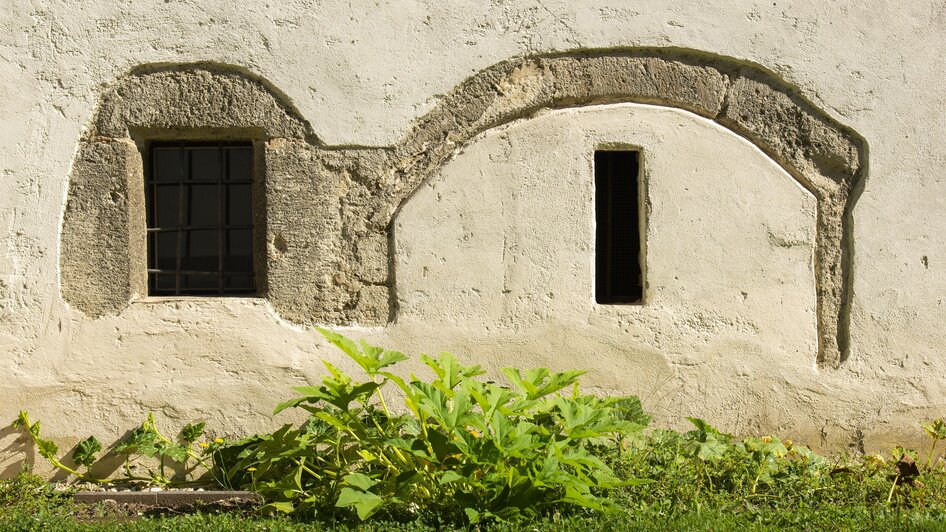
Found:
[60,49,866,369]
[385,49,867,369]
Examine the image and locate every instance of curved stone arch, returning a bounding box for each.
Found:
[60,63,319,320]
[91,62,315,141]
[385,49,867,369]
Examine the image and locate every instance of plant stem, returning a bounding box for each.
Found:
[887,474,899,505]
[297,459,323,481]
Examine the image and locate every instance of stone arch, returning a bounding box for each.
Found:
[91,62,314,140]
[60,63,315,319]
[384,49,867,369]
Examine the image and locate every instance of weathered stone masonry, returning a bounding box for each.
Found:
[60,48,867,368]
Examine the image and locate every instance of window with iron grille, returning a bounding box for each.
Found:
[146,141,256,296]
[595,150,643,304]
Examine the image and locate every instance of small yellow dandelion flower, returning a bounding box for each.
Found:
[761,436,772,443]
[199,442,210,449]
[247,467,257,472]
[215,437,224,444]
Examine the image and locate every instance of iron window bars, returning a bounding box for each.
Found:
[595,150,643,304]
[146,141,256,296]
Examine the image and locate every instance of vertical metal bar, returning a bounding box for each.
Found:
[175,142,185,296]
[634,152,642,301]
[606,153,613,301]
[218,143,225,295]
[150,148,158,294]
[248,145,256,295]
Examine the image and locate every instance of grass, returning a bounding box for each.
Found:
[7,431,946,532]
[5,492,946,531]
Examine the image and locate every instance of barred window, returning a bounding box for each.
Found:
[595,150,643,304]
[146,142,256,296]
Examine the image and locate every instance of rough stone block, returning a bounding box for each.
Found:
[61,140,141,317]
[95,67,309,139]
[719,73,860,188]
[353,285,390,324]
[547,55,728,118]
[355,232,389,284]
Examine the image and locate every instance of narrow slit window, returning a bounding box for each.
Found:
[595,150,642,304]
[146,141,256,296]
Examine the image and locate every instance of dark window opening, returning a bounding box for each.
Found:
[146,141,256,296]
[595,150,642,304]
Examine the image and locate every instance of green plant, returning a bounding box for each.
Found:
[922,418,946,469]
[113,414,212,485]
[12,411,103,482]
[216,328,650,524]
[11,411,214,486]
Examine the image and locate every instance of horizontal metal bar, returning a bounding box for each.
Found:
[151,141,253,148]
[146,179,253,185]
[147,225,253,232]
[148,269,256,276]
[149,289,256,295]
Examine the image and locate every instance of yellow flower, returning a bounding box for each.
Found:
[199,442,210,449]
[761,436,772,443]
[215,438,224,444]
[247,467,257,472]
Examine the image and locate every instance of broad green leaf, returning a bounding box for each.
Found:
[336,487,384,520]
[36,437,58,460]
[115,423,161,458]
[357,449,378,462]
[11,411,29,430]
[464,507,481,524]
[923,419,946,440]
[264,501,295,514]
[73,436,102,467]
[273,397,308,415]
[686,417,734,440]
[438,470,465,485]
[363,341,409,371]
[317,327,361,359]
[613,396,652,426]
[344,472,379,491]
[159,443,188,463]
[421,352,484,391]
[684,437,730,460]
[317,327,408,374]
[502,367,586,400]
[180,422,206,443]
[744,436,788,457]
[562,485,606,512]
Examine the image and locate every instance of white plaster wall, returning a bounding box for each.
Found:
[2,0,946,473]
[395,104,817,362]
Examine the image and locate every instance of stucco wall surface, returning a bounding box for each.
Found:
[395,104,818,358]
[1,0,945,474]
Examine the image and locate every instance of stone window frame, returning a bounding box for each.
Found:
[61,50,867,368]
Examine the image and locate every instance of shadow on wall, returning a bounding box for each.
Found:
[58,48,867,369]
[0,425,32,479]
